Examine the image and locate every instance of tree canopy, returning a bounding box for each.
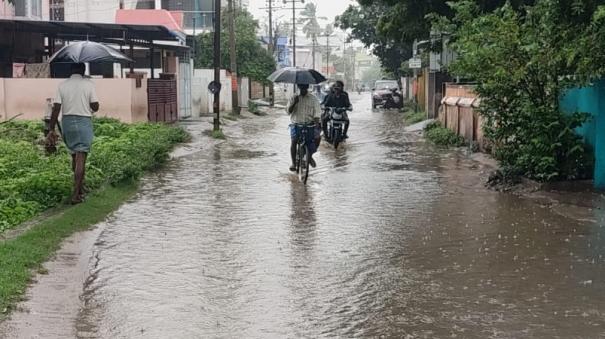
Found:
[195,9,275,84]
[337,0,536,75]
[437,0,605,180]
[336,3,411,77]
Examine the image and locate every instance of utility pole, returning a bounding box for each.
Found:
[312,37,316,69]
[282,0,304,68]
[268,0,275,106]
[326,35,329,76]
[319,26,334,78]
[228,0,240,115]
[260,1,284,106]
[213,0,221,131]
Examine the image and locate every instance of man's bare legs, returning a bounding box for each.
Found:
[71,152,87,204]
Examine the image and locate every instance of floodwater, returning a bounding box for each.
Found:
[2,93,605,338]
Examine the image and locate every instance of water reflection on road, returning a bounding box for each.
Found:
[3,93,605,338]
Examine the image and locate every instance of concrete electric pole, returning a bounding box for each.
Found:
[228,0,240,115]
[213,0,221,131]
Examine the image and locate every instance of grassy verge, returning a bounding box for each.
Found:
[0,119,188,233]
[223,113,238,121]
[0,118,188,315]
[424,121,466,147]
[404,110,427,125]
[0,182,138,315]
[212,129,226,139]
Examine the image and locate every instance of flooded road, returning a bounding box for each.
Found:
[3,93,605,338]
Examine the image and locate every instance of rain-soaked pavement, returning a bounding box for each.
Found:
[2,93,605,338]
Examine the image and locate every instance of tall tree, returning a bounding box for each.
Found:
[195,9,276,85]
[338,0,537,75]
[442,0,603,180]
[299,3,325,69]
[337,4,411,77]
[227,0,240,115]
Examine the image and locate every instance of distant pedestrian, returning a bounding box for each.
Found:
[46,63,99,204]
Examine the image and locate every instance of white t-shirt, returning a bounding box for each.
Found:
[54,74,99,117]
[287,93,321,124]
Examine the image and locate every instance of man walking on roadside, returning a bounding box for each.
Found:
[46,63,99,204]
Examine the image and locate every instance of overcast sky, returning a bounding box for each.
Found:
[247,0,357,29]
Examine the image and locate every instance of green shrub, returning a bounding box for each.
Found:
[0,198,41,233]
[433,1,596,181]
[424,122,466,147]
[211,129,226,139]
[0,121,44,143]
[0,119,188,232]
[248,100,260,114]
[404,110,426,125]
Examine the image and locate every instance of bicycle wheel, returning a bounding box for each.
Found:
[298,144,310,184]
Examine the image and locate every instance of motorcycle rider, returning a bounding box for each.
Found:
[321,80,352,139]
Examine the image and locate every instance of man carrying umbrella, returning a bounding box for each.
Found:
[267,67,326,172]
[287,83,322,171]
[46,63,99,204]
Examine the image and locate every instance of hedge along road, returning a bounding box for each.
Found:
[2,93,605,338]
[0,119,188,318]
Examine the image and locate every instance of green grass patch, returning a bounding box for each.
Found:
[223,113,238,121]
[248,100,260,114]
[405,110,426,125]
[424,121,466,147]
[0,182,138,315]
[0,118,188,317]
[0,118,188,233]
[211,129,226,139]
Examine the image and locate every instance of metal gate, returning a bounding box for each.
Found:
[178,60,192,119]
[148,79,178,122]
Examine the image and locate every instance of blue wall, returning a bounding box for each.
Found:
[560,79,605,188]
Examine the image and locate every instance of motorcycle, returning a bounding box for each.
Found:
[324,107,349,149]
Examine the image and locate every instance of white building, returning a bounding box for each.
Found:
[0,0,49,20]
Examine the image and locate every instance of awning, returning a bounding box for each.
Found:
[0,19,188,50]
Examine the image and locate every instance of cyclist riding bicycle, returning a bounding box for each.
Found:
[287,84,321,172]
[321,80,352,140]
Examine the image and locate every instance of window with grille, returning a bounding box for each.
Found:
[50,0,64,20]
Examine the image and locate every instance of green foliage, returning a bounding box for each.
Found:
[0,119,187,232]
[336,4,412,76]
[248,100,260,114]
[195,9,276,84]
[212,129,226,139]
[443,0,597,181]
[405,110,426,125]
[0,183,138,316]
[299,3,323,43]
[338,1,540,75]
[424,121,466,147]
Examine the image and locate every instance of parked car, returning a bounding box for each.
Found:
[372,80,403,109]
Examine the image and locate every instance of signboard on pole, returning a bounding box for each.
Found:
[409,57,422,69]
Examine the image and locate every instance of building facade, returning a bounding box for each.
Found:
[0,0,49,20]
[54,0,214,33]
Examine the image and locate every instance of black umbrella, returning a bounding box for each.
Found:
[49,41,133,63]
[267,67,327,85]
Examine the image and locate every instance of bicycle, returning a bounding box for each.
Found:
[293,123,316,185]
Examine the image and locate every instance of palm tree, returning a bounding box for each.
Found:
[299,3,325,69]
